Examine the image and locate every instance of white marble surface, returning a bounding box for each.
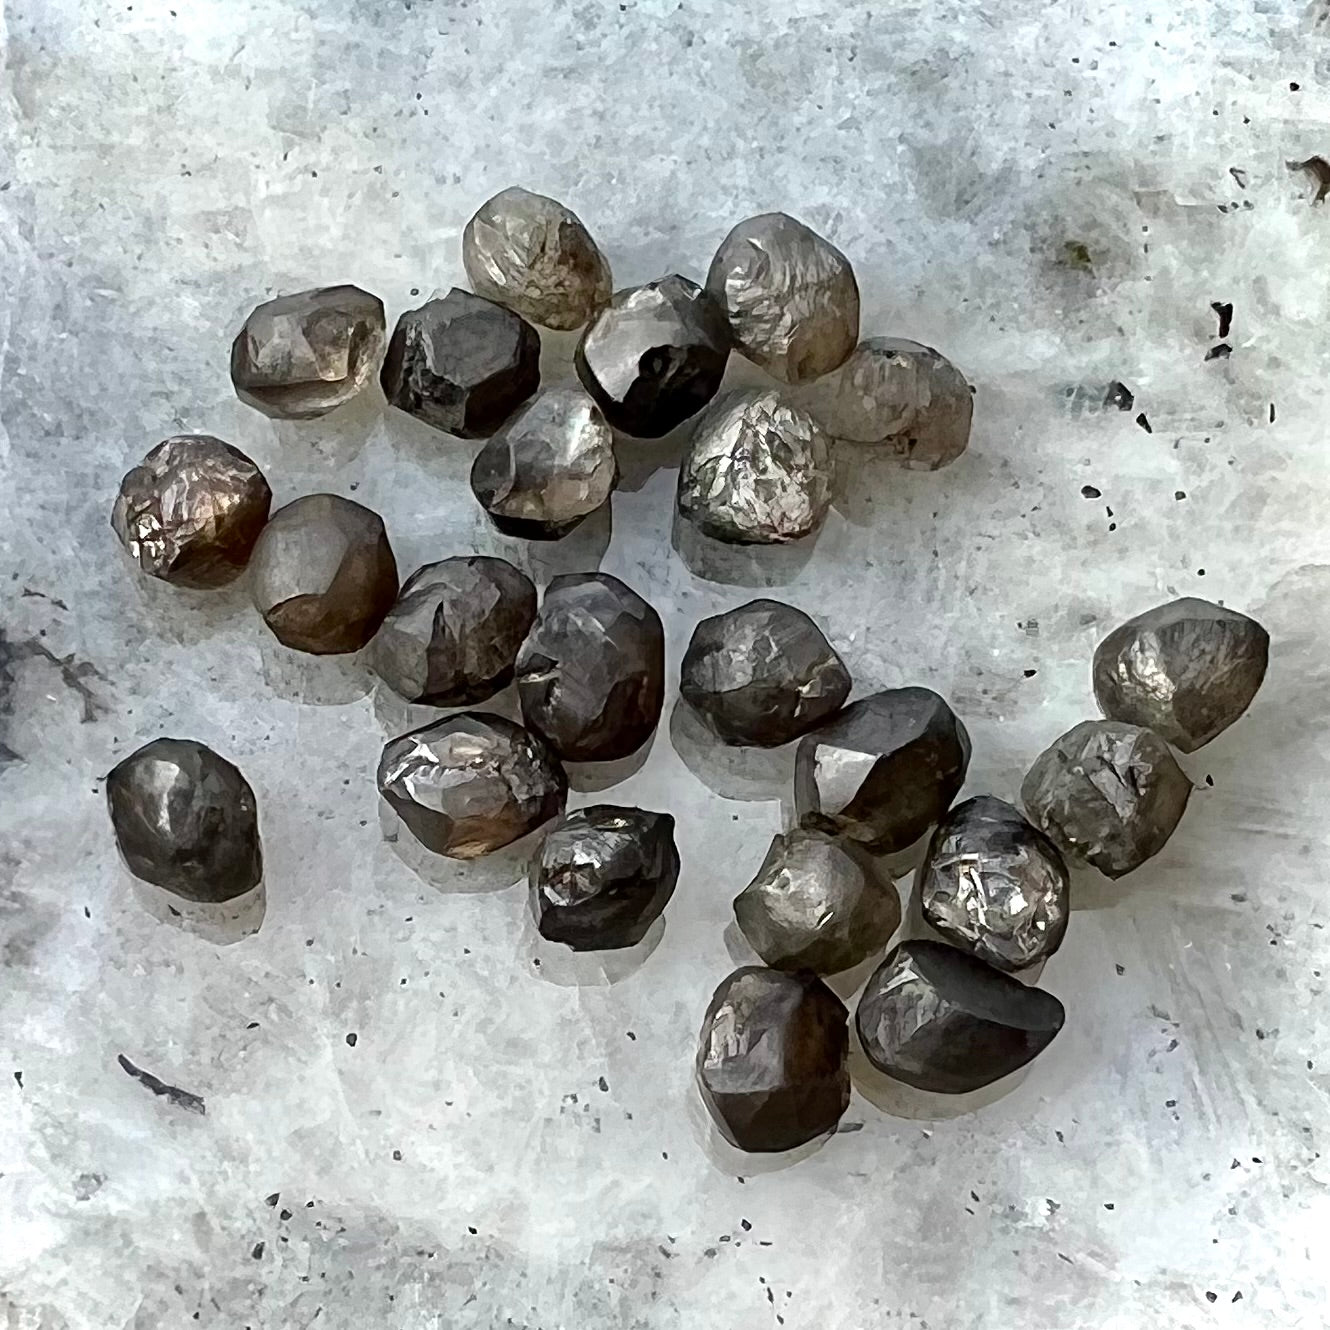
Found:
[2,2,1329,1326]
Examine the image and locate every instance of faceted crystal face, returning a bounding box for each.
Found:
[677,389,835,545]
[1092,597,1270,752]
[107,737,262,903]
[799,338,973,470]
[230,285,386,419]
[733,830,901,974]
[795,688,971,853]
[680,599,850,747]
[249,494,399,655]
[380,288,540,438]
[368,556,536,706]
[696,967,850,1153]
[111,435,272,589]
[706,212,859,384]
[463,187,612,331]
[1021,720,1191,879]
[515,572,665,762]
[378,712,567,859]
[574,274,731,438]
[531,806,679,949]
[918,795,1070,972]
[470,388,617,540]
[856,940,1065,1094]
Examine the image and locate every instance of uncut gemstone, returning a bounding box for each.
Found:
[107,737,262,903]
[111,435,272,589]
[249,494,398,654]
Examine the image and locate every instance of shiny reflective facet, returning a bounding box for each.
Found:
[1093,597,1270,752]
[1021,719,1191,879]
[111,435,272,589]
[918,795,1069,972]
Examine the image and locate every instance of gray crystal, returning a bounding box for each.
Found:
[796,688,971,853]
[856,940,1065,1094]
[574,274,730,438]
[1092,596,1270,752]
[470,388,617,540]
[697,967,850,1153]
[107,738,262,903]
[249,494,399,654]
[463,187,612,331]
[516,573,665,762]
[111,435,272,589]
[733,830,900,974]
[368,556,536,706]
[918,795,1069,973]
[677,388,834,544]
[706,212,859,384]
[378,712,567,859]
[681,599,850,747]
[230,285,386,419]
[1021,719,1191,879]
[380,288,540,438]
[531,806,679,949]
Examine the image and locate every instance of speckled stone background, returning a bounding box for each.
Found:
[2,2,1329,1326]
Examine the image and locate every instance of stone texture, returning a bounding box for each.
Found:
[470,388,617,540]
[706,212,859,384]
[367,556,536,706]
[378,713,567,859]
[677,388,835,544]
[530,806,679,950]
[1021,720,1191,879]
[697,967,850,1153]
[680,599,850,746]
[856,939,1066,1093]
[733,830,900,974]
[1092,596,1270,752]
[111,435,272,589]
[463,187,612,331]
[800,337,973,469]
[796,688,971,853]
[516,573,665,762]
[230,284,386,419]
[380,288,540,438]
[574,274,730,438]
[249,494,398,654]
[918,795,1069,973]
[106,737,262,903]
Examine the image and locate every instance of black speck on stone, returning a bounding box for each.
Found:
[740,1218,752,1231]
[1023,668,1037,678]
[246,1021,259,1030]
[1205,343,1232,361]
[626,1030,636,1040]
[1206,1291,1217,1303]
[345,1033,357,1047]
[598,1076,609,1092]
[13,1071,22,1089]
[1135,412,1153,433]
[1175,490,1186,500]
[1233,1292,1243,1303]
[279,1208,292,1221]
[264,1192,279,1207]
[1104,381,1135,412]
[392,1149,402,1161]
[1115,963,1125,975]
[252,1242,265,1260]
[1205,774,1215,787]
[1270,403,1277,423]
[1081,484,1101,499]
[1290,82,1300,91]
[1104,1202,1115,1210]
[1210,301,1234,338]
[467,1225,477,1235]
[1165,1098,1177,1107]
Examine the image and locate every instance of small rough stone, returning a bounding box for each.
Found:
[918,795,1069,973]
[796,688,971,853]
[706,212,859,383]
[697,967,850,1153]
[463,187,612,331]
[1092,597,1270,752]
[378,713,567,859]
[1021,720,1191,878]
[734,830,900,974]
[107,738,262,902]
[574,274,730,438]
[231,285,386,419]
[380,288,540,438]
[677,389,834,544]
[531,806,679,949]
[516,573,665,762]
[111,435,272,589]
[681,599,850,747]
[368,556,536,705]
[856,940,1065,1093]
[249,494,398,654]
[470,388,617,540]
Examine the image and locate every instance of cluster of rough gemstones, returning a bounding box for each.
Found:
[105,187,1271,1156]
